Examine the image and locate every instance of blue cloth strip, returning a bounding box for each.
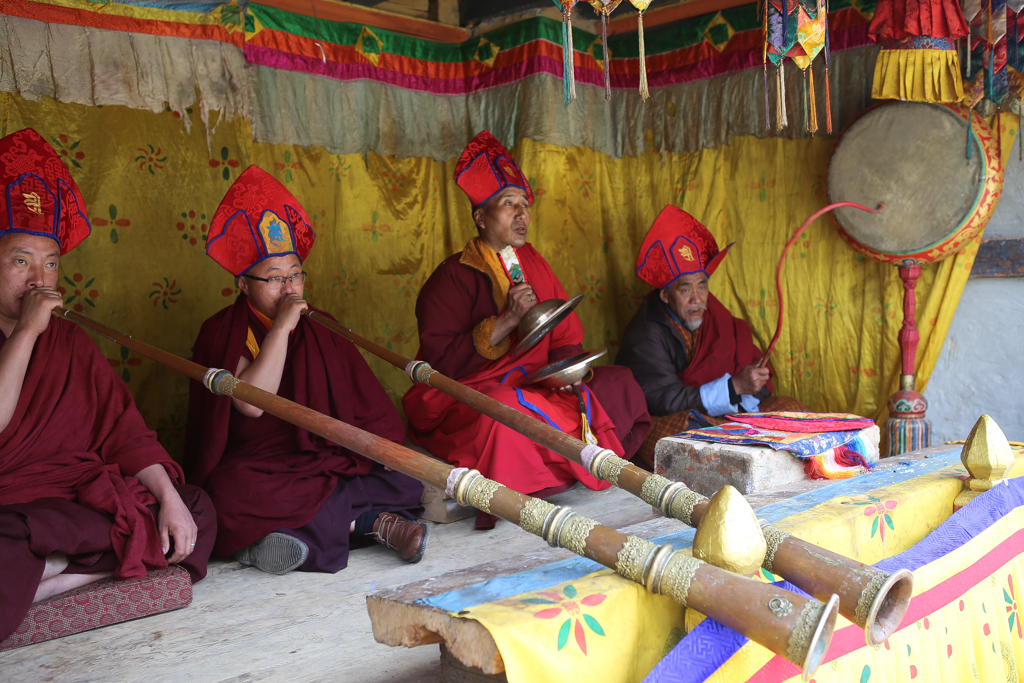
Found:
[417,447,963,612]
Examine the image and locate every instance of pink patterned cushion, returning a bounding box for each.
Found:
[0,565,192,651]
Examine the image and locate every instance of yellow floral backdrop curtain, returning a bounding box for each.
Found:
[3,92,1007,462]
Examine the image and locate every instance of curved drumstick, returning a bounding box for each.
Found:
[760,201,885,367]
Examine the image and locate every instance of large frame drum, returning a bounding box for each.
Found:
[826,102,1004,456]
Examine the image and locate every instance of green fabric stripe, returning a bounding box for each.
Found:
[248,1,872,63]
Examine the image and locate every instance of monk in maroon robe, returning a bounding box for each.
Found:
[0,129,214,642]
[404,131,650,528]
[185,166,427,574]
[617,206,803,468]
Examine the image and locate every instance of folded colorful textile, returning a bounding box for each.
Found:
[722,411,876,433]
[681,420,874,480]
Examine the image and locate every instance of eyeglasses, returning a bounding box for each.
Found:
[242,271,308,288]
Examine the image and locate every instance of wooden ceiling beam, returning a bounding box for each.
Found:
[606,0,754,36]
[255,0,469,42]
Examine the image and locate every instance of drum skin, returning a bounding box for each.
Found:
[827,102,1004,265]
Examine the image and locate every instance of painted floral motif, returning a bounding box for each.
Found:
[108,346,143,383]
[51,134,85,169]
[676,175,698,204]
[798,236,813,259]
[576,170,596,198]
[155,413,186,450]
[91,205,131,244]
[1006,574,1022,639]
[527,584,606,655]
[813,292,838,318]
[363,211,392,242]
[395,271,423,299]
[135,144,167,174]
[849,366,879,378]
[275,150,303,184]
[58,273,98,313]
[604,329,619,349]
[786,346,814,378]
[843,495,898,551]
[209,147,241,181]
[221,286,240,298]
[600,225,614,253]
[527,176,548,197]
[333,271,358,297]
[329,156,350,182]
[748,288,778,320]
[749,171,776,202]
[619,283,644,311]
[150,278,182,309]
[374,324,405,350]
[872,297,898,327]
[177,210,209,247]
[380,161,406,191]
[581,274,603,303]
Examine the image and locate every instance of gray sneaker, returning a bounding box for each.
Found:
[233,532,308,574]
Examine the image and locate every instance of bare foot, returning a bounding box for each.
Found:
[33,572,112,603]
[40,553,69,582]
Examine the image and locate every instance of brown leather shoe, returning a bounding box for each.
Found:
[372,512,430,563]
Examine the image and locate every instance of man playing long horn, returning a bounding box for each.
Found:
[404,131,651,529]
[0,129,215,642]
[184,166,428,575]
[618,206,805,468]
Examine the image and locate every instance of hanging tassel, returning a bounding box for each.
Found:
[808,66,818,133]
[566,8,576,102]
[762,0,770,130]
[561,18,572,106]
[638,11,650,100]
[967,108,974,159]
[601,11,611,101]
[825,63,833,134]
[802,68,810,132]
[966,33,971,79]
[780,63,788,127]
[764,63,771,130]
[775,67,783,130]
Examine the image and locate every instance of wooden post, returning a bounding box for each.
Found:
[884,264,931,457]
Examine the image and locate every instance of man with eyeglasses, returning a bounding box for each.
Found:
[184,166,427,575]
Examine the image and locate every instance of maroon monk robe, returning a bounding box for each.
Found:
[404,242,650,496]
[184,295,423,568]
[0,319,215,642]
[677,295,773,393]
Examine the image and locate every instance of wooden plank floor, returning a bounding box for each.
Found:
[0,484,662,683]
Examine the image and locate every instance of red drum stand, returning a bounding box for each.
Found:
[883,265,931,457]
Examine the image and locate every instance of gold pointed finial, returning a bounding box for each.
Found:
[954,415,1016,511]
[692,485,767,577]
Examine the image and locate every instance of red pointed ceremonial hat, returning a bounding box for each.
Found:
[0,128,91,255]
[454,130,534,209]
[636,206,732,289]
[207,165,316,277]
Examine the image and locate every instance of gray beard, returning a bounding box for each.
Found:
[683,318,703,332]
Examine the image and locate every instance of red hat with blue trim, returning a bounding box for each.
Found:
[636,206,732,289]
[454,130,534,209]
[207,165,316,277]
[0,128,91,255]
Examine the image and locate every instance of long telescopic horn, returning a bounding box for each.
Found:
[56,307,837,679]
[301,308,913,646]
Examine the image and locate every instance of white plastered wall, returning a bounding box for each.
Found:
[925,152,1024,443]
